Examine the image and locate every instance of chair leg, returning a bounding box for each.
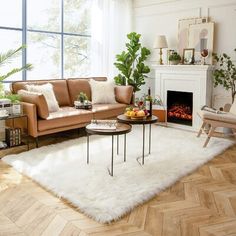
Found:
[203,126,215,148]
[197,122,206,137]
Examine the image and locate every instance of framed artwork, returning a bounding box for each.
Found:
[188,22,214,64]
[183,48,195,64]
[178,17,208,58]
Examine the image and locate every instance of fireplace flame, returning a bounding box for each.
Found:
[168,104,192,120]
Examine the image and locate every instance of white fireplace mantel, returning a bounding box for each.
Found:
[152,65,214,131]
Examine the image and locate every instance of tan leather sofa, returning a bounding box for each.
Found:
[11,77,133,147]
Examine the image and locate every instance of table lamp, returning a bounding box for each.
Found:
[153,35,168,65]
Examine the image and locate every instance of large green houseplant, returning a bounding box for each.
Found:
[213,49,236,103]
[114,32,151,93]
[0,45,32,96]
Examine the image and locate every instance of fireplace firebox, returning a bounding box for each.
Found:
[167,90,193,126]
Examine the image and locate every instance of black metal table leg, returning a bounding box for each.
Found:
[111,135,114,176]
[117,135,119,155]
[26,116,29,150]
[142,124,145,165]
[149,123,151,154]
[124,134,126,162]
[87,134,89,164]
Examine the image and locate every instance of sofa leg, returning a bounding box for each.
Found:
[35,137,39,148]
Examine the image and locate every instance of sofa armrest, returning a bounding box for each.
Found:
[115,85,133,105]
[21,102,38,138]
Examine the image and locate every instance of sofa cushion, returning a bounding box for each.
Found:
[90,80,116,104]
[114,85,133,104]
[198,110,236,124]
[26,83,60,112]
[38,107,93,132]
[18,90,49,119]
[92,103,126,119]
[67,79,92,103]
[11,80,71,106]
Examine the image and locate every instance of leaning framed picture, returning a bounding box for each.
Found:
[188,22,214,64]
[183,48,195,64]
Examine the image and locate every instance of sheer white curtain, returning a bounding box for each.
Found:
[91,0,133,79]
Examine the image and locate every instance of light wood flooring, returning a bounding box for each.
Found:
[0,129,236,236]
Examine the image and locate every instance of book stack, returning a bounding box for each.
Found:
[5,128,22,147]
[87,120,117,130]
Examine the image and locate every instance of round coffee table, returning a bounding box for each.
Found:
[86,123,132,176]
[117,115,158,165]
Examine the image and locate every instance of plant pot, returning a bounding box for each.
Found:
[169,60,180,65]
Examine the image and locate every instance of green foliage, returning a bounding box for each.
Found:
[114,32,151,92]
[168,52,181,61]
[77,92,88,102]
[0,45,33,82]
[213,49,236,103]
[0,93,21,103]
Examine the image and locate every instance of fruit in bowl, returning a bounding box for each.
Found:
[124,107,148,119]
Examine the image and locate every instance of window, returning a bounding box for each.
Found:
[0,0,91,82]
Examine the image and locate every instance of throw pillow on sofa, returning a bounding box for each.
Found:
[18,90,49,119]
[26,83,60,112]
[89,79,116,104]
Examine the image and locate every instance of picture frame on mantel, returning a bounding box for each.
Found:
[183,48,195,65]
[188,22,214,65]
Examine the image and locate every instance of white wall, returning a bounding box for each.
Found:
[133,0,236,108]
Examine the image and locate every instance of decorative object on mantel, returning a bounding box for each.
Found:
[183,48,195,65]
[188,22,214,65]
[213,49,236,103]
[114,32,151,93]
[168,51,181,65]
[178,17,208,59]
[153,35,168,65]
[3,125,234,223]
[201,49,209,65]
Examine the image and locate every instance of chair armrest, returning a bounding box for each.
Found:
[114,85,133,105]
[21,102,38,137]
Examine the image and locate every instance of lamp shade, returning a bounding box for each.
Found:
[153,35,168,49]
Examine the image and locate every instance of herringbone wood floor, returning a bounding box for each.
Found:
[0,129,236,236]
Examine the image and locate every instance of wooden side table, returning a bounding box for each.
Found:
[117,115,158,165]
[86,123,132,176]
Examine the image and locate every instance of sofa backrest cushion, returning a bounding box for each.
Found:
[114,85,133,104]
[18,89,49,119]
[11,80,71,106]
[67,77,107,104]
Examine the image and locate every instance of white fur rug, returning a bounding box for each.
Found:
[3,126,234,223]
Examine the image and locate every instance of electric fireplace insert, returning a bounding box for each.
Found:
[167,90,193,126]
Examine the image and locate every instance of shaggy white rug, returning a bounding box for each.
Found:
[2,126,235,223]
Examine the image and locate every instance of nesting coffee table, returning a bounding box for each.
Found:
[86,123,131,176]
[117,115,158,165]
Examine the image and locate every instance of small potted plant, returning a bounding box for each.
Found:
[77,92,88,103]
[168,52,181,65]
[4,93,22,115]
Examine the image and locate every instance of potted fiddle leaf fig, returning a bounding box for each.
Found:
[213,49,236,103]
[114,32,151,93]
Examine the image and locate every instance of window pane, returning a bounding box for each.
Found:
[27,0,60,32]
[0,0,22,28]
[0,29,22,82]
[64,36,91,77]
[64,0,91,35]
[27,32,61,80]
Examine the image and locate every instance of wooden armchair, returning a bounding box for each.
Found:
[197,101,236,147]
